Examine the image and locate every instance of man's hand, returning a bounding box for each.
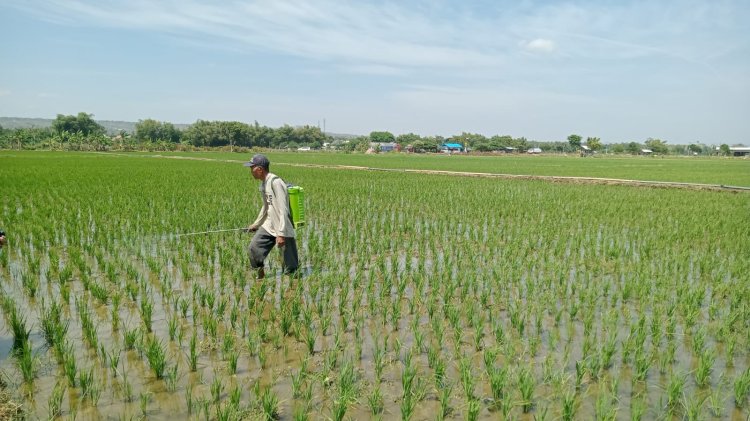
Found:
[276,236,286,247]
[245,225,258,233]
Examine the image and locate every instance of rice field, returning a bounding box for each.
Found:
[0,151,748,420]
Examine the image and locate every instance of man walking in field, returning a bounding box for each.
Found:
[245,154,298,279]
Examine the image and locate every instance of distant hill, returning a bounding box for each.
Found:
[0,117,190,135]
[0,116,360,138]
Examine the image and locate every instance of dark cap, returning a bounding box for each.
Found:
[243,154,270,169]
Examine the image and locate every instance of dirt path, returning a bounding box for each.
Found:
[94,152,749,192]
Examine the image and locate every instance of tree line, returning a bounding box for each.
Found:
[0,112,736,155]
[0,113,329,151]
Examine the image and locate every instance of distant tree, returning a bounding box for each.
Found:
[586,137,602,151]
[52,112,105,136]
[422,136,443,152]
[567,134,582,150]
[135,119,181,143]
[354,136,371,152]
[451,132,487,150]
[688,144,702,155]
[396,133,422,145]
[489,135,513,150]
[182,120,212,147]
[293,125,328,146]
[473,141,493,152]
[719,144,730,156]
[644,138,669,154]
[511,137,529,150]
[612,144,625,154]
[274,125,295,148]
[541,141,568,153]
[249,121,274,148]
[627,142,641,155]
[369,131,395,143]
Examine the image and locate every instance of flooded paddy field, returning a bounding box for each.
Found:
[0,151,748,420]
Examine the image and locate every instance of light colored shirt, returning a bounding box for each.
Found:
[251,172,295,238]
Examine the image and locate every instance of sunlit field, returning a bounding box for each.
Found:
[130,150,750,186]
[0,151,748,420]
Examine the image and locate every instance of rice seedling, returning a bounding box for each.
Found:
[39,300,67,348]
[189,331,199,371]
[123,328,140,350]
[561,390,578,421]
[139,391,151,417]
[437,381,453,418]
[122,372,134,403]
[144,335,168,379]
[211,375,224,403]
[140,296,154,332]
[694,348,714,388]
[228,349,239,375]
[15,339,36,384]
[258,345,268,369]
[185,383,194,415]
[400,349,426,421]
[47,381,66,419]
[21,272,39,298]
[165,363,179,391]
[665,371,687,410]
[8,305,31,351]
[456,353,475,399]
[367,383,384,415]
[681,392,707,421]
[332,359,358,420]
[488,365,509,405]
[633,349,651,382]
[707,383,725,417]
[373,340,385,381]
[595,386,618,421]
[78,366,96,401]
[517,364,536,413]
[467,398,481,421]
[260,384,280,420]
[735,367,750,408]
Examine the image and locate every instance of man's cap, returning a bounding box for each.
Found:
[243,154,270,169]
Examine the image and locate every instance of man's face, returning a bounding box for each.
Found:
[250,165,263,180]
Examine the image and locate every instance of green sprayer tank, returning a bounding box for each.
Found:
[288,185,305,228]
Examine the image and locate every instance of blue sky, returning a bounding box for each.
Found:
[1,0,748,144]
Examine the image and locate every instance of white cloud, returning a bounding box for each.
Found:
[521,38,556,53]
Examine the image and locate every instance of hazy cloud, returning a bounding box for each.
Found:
[521,38,556,53]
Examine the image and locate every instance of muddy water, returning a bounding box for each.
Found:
[0,241,748,421]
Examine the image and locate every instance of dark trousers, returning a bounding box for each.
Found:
[248,227,299,275]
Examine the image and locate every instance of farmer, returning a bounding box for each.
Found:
[0,230,6,249]
[245,154,298,279]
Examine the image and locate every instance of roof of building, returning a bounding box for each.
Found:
[442,143,463,148]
